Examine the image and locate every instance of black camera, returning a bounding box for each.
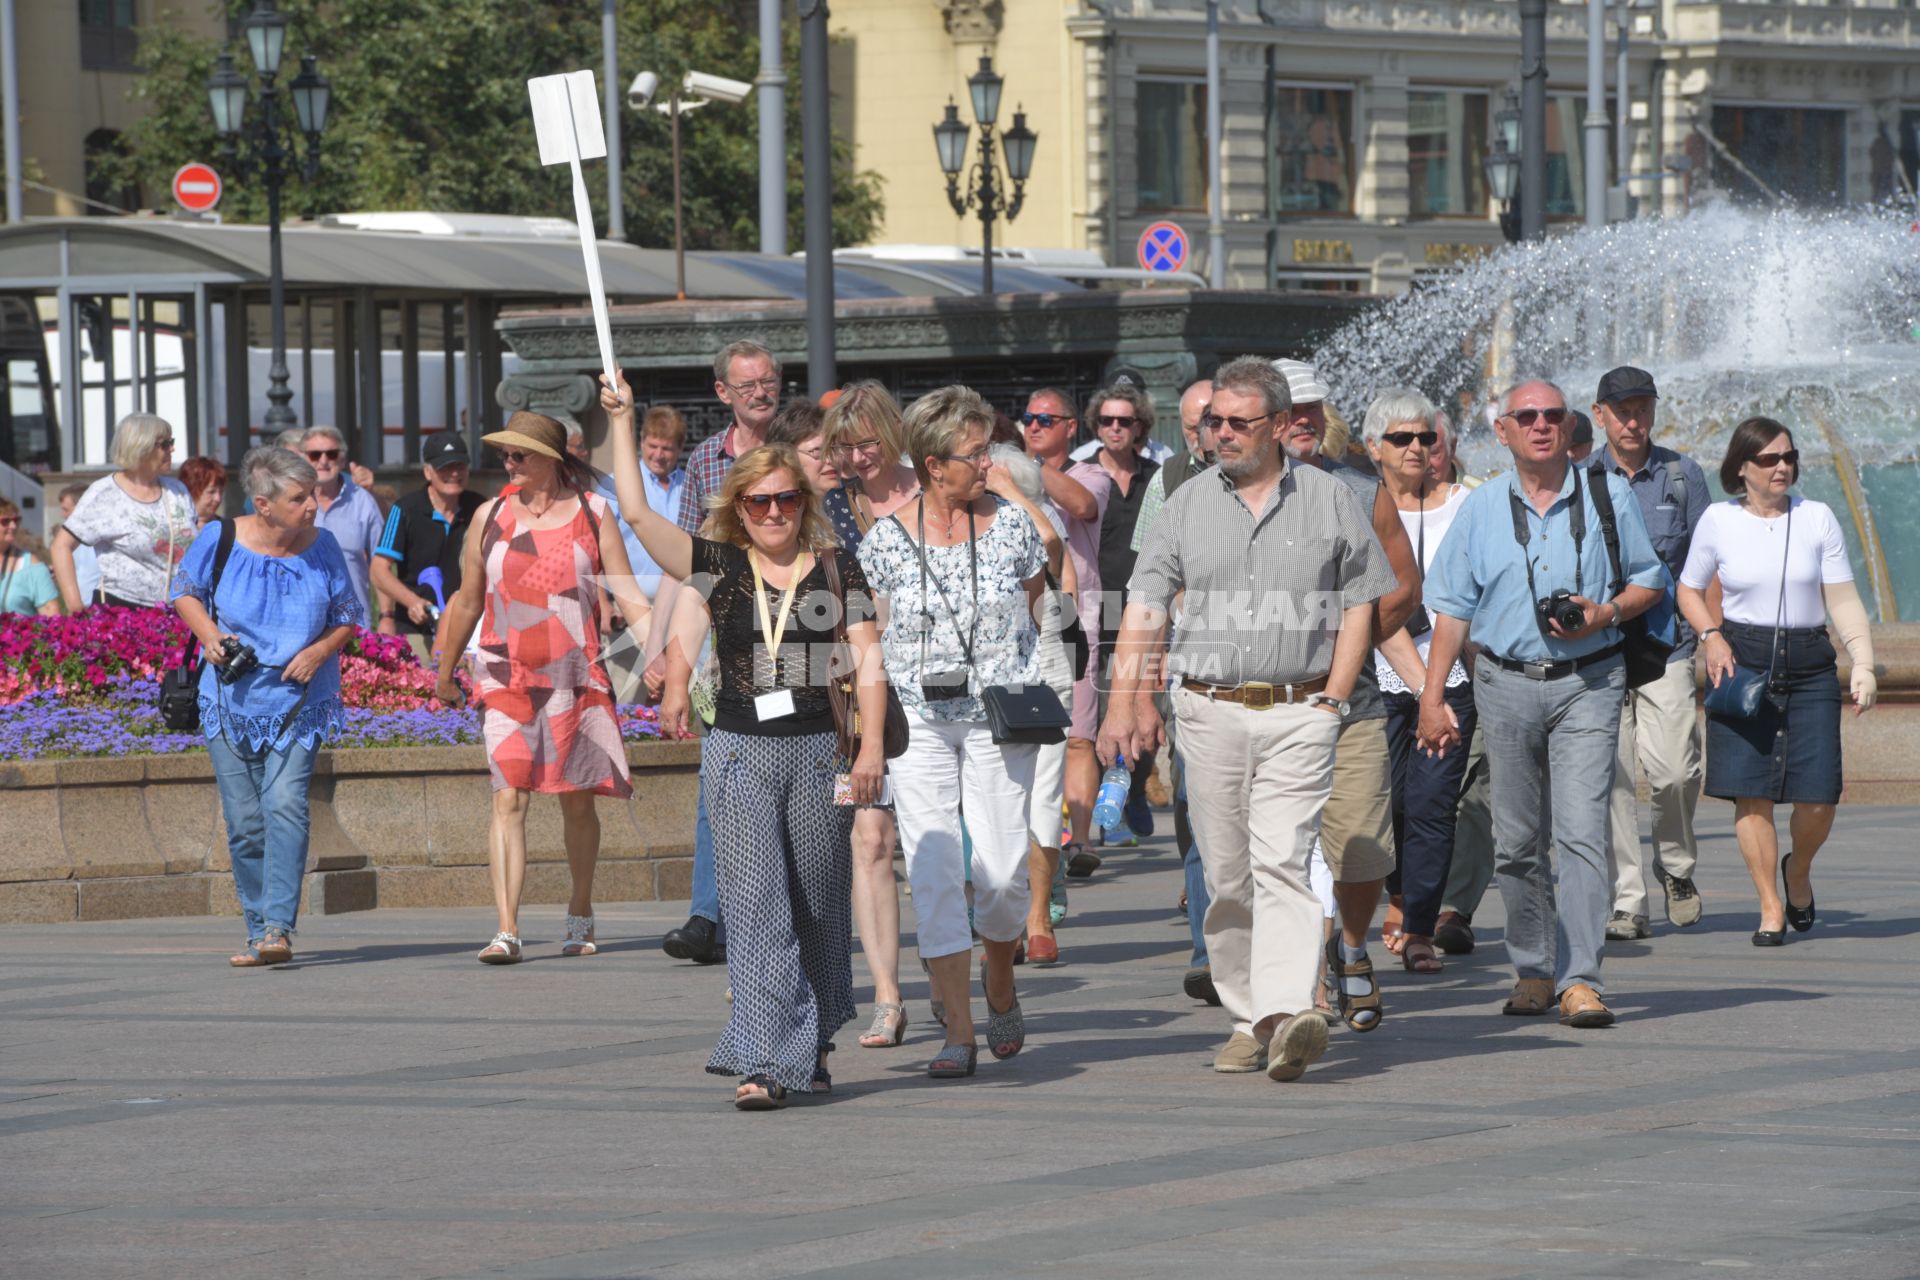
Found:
[1537,589,1587,635]
[920,669,969,703]
[216,637,260,684]
[1405,603,1432,640]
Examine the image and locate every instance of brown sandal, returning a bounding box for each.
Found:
[1381,896,1405,954]
[1401,935,1443,974]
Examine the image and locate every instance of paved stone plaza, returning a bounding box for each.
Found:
[4,800,1918,1279]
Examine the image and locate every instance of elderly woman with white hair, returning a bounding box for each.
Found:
[53,413,198,611]
[1365,388,1477,976]
[171,447,365,967]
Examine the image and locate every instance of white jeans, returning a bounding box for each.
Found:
[1607,658,1702,916]
[1027,638,1074,849]
[1173,687,1341,1039]
[891,711,1039,959]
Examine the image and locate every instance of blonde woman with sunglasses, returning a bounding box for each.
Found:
[603,371,890,1111]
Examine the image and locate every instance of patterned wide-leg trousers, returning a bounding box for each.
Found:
[702,728,856,1092]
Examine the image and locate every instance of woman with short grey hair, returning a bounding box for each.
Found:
[858,385,1051,1077]
[171,446,365,967]
[52,413,197,610]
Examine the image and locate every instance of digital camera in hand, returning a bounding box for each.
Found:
[1537,589,1587,635]
[216,637,260,684]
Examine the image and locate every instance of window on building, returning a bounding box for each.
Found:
[1274,85,1355,216]
[1274,270,1364,293]
[1880,108,1920,203]
[1137,78,1207,210]
[1711,105,1848,206]
[1545,97,1594,219]
[1407,90,1489,218]
[79,0,140,72]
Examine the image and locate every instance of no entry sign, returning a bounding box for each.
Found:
[172,163,222,213]
[1137,220,1190,273]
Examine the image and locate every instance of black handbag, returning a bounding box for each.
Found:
[157,519,237,731]
[1704,507,1791,722]
[1586,461,1676,689]
[897,506,1071,746]
[821,549,909,759]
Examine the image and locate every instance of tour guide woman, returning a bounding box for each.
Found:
[1678,417,1876,946]
[603,370,890,1110]
[171,448,364,967]
[857,385,1050,1079]
[435,412,653,965]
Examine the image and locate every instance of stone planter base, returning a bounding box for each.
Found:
[0,740,700,925]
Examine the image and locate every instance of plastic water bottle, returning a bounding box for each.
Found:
[1093,755,1130,832]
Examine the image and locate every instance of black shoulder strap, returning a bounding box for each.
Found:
[1585,459,1627,595]
[179,518,238,673]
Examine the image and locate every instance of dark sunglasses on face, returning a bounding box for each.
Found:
[1096,414,1137,428]
[739,489,804,518]
[158,438,176,449]
[306,448,341,462]
[1200,412,1272,434]
[1381,430,1439,448]
[500,450,532,465]
[1504,407,1568,427]
[1021,412,1070,429]
[0,516,18,526]
[1749,449,1800,470]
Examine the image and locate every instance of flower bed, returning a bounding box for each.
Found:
[0,608,660,760]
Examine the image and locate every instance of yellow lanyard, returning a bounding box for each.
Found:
[749,549,809,671]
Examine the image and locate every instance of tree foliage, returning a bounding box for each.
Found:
[98,0,883,249]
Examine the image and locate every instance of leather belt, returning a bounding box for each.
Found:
[1182,675,1329,709]
[1484,642,1624,681]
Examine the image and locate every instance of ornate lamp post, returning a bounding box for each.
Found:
[1486,88,1523,243]
[930,55,1037,295]
[206,1,331,437]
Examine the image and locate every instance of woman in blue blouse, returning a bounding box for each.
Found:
[172,448,363,967]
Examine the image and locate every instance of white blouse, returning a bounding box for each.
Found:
[1679,497,1852,629]
[1379,484,1470,695]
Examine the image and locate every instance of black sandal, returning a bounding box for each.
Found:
[812,1043,834,1094]
[735,1074,788,1110]
[1325,932,1383,1033]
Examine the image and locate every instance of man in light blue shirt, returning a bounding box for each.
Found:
[1419,379,1665,1031]
[302,426,385,621]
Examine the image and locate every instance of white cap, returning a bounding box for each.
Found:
[1271,358,1328,406]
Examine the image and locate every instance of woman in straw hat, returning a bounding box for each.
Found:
[435,412,653,964]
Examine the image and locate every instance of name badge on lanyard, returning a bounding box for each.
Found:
[750,549,807,722]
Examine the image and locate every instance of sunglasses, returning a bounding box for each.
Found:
[1504,407,1569,427]
[158,438,176,450]
[1748,449,1800,470]
[1021,412,1070,429]
[499,449,534,465]
[305,448,341,462]
[1200,412,1273,435]
[739,489,804,519]
[0,516,18,527]
[1096,414,1138,428]
[1381,430,1439,448]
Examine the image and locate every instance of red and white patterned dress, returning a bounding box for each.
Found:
[474,491,633,798]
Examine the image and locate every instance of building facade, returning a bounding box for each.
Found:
[832,1,1920,294]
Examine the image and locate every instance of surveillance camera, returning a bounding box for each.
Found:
[628,70,659,109]
[683,70,752,106]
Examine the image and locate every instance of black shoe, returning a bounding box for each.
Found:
[1781,853,1816,933]
[662,915,726,964]
[1751,928,1786,947]
[1183,965,1222,1006]
[1433,912,1475,955]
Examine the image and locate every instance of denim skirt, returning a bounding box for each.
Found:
[1704,622,1842,805]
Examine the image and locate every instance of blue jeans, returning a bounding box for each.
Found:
[1384,682,1479,938]
[208,732,319,941]
[1474,653,1625,996]
[692,763,725,939]
[1174,751,1210,966]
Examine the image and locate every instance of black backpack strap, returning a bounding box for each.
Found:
[182,518,239,669]
[1584,460,1626,596]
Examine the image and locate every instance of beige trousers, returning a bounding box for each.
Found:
[1173,686,1340,1039]
[1607,657,1702,917]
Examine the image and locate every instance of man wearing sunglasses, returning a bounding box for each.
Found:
[304,425,384,623]
[1022,387,1111,876]
[1590,367,1711,941]
[1270,358,1421,1033]
[1419,379,1666,1030]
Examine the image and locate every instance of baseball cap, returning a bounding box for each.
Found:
[1570,410,1594,447]
[1595,366,1658,404]
[422,431,470,468]
[1271,358,1328,406]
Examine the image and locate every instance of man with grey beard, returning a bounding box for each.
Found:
[1100,356,1393,1083]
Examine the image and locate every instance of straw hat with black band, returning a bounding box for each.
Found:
[482,411,570,463]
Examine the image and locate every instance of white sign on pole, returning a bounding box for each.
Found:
[528,70,618,395]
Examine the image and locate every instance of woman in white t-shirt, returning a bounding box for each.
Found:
[51,414,197,610]
[1365,389,1476,976]
[1678,417,1876,948]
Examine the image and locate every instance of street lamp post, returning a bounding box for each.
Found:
[206,1,330,439]
[1487,88,1522,243]
[930,55,1038,296]
[633,70,751,301]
